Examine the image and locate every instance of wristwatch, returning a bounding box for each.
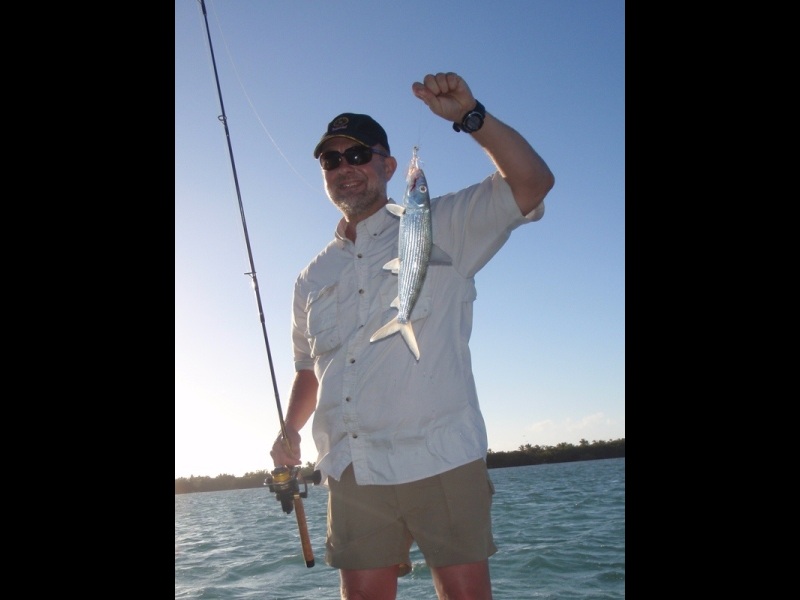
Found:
[452,100,486,133]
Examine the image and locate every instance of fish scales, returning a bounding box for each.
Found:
[369,147,432,360]
[396,199,431,320]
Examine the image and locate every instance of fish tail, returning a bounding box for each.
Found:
[369,318,421,361]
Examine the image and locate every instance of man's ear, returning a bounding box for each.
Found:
[383,155,398,181]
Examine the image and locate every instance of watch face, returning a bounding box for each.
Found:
[464,112,484,132]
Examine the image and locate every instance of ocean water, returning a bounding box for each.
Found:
[175,457,624,599]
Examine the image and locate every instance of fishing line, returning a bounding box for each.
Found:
[195,0,316,568]
[198,0,319,195]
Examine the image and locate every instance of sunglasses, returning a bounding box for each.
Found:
[319,145,389,171]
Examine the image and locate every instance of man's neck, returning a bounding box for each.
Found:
[342,198,388,242]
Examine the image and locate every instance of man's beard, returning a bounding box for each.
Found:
[329,189,384,220]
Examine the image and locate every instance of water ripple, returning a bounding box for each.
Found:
[177,458,624,598]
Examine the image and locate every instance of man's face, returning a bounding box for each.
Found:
[319,137,396,220]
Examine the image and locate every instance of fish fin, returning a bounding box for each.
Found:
[399,323,421,360]
[389,296,400,309]
[369,318,420,361]
[385,204,405,217]
[382,257,401,272]
[428,244,453,266]
[370,319,400,343]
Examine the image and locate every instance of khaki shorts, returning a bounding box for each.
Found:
[325,459,497,570]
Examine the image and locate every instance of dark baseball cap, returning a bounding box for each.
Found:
[313,113,390,158]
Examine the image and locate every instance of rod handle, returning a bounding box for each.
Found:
[293,493,315,568]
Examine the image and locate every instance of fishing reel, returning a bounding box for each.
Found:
[265,466,321,514]
[265,465,322,568]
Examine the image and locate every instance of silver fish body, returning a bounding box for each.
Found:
[369,148,432,360]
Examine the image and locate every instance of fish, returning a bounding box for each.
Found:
[370,147,438,360]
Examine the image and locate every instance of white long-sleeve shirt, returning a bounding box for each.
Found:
[293,172,544,485]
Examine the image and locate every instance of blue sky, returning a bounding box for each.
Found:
[175,0,625,479]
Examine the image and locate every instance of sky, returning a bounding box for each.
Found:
[175,0,625,479]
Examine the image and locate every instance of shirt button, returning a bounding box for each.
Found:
[358,289,364,294]
[352,434,358,438]
[357,253,363,258]
[349,358,355,364]
[345,396,351,402]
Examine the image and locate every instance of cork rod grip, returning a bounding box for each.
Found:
[293,493,315,568]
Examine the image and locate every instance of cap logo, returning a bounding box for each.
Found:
[330,116,350,132]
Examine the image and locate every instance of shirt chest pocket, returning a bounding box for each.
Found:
[378,277,433,324]
[305,284,342,357]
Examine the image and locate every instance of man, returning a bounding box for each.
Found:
[270,71,555,599]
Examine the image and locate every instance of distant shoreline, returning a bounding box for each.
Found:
[176,438,624,494]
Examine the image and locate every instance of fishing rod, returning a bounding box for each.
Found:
[196,0,317,568]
